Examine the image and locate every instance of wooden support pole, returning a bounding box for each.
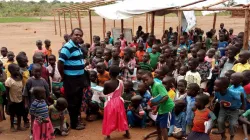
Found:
[146,13,148,33]
[69,11,73,30]
[132,17,134,36]
[121,19,124,33]
[103,18,106,38]
[113,20,116,27]
[150,12,155,35]
[163,15,166,34]
[177,10,182,45]
[88,10,93,44]
[63,11,67,34]
[53,13,57,35]
[213,13,217,30]
[77,10,82,29]
[58,12,62,36]
[243,8,250,50]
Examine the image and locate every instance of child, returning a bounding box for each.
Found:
[218,33,228,57]
[16,52,30,128]
[177,36,188,56]
[187,94,216,140]
[205,48,216,68]
[211,77,245,140]
[0,81,5,126]
[196,49,211,92]
[136,43,145,62]
[120,33,127,52]
[122,80,136,110]
[175,79,187,101]
[205,31,213,50]
[219,46,237,77]
[5,51,15,78]
[49,97,69,136]
[23,63,50,109]
[96,62,110,86]
[119,47,136,81]
[232,50,250,72]
[108,47,120,68]
[0,60,6,121]
[142,71,175,140]
[173,61,181,79]
[224,70,235,82]
[102,65,130,140]
[239,109,250,140]
[154,68,165,83]
[177,49,188,66]
[230,72,246,96]
[185,58,201,86]
[47,54,62,87]
[164,48,174,67]
[104,48,112,68]
[29,87,55,140]
[44,39,52,56]
[0,47,8,66]
[168,100,186,139]
[243,70,250,109]
[157,54,166,70]
[162,76,176,100]
[138,53,152,72]
[5,63,25,131]
[185,83,200,134]
[34,40,48,56]
[149,45,161,70]
[189,46,198,59]
[177,66,188,83]
[137,82,151,109]
[127,95,147,128]
[92,48,104,69]
[130,36,138,49]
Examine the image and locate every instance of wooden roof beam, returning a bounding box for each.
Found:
[203,0,228,8]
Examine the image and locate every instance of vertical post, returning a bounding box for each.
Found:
[146,13,148,33]
[177,10,182,45]
[114,20,116,27]
[77,10,82,29]
[88,10,93,44]
[132,17,134,36]
[121,19,124,33]
[58,12,62,36]
[163,15,166,34]
[63,11,67,34]
[213,13,217,30]
[103,18,106,38]
[243,8,250,50]
[69,10,73,30]
[53,12,57,35]
[150,12,155,35]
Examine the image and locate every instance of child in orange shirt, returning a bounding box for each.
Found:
[96,62,110,87]
[136,43,145,62]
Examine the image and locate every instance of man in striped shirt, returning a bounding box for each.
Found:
[58,28,85,130]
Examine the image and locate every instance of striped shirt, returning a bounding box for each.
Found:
[30,99,49,119]
[59,40,84,76]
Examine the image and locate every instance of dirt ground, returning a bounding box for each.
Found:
[0,16,247,140]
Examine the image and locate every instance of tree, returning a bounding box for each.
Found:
[39,0,47,4]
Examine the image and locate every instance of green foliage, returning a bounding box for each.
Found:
[0,1,71,17]
[0,17,44,23]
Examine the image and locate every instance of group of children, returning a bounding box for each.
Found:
[0,23,250,140]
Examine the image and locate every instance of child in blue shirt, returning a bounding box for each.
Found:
[218,33,228,57]
[185,83,200,135]
[211,77,245,140]
[177,36,188,56]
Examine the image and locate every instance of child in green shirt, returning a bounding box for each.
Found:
[142,71,174,140]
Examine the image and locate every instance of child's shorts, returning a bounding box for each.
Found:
[156,111,174,128]
[8,102,24,116]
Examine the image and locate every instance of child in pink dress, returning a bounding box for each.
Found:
[102,65,130,140]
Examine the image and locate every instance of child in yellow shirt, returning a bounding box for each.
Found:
[232,50,250,72]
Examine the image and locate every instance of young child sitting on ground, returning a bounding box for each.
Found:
[212,77,245,140]
[49,97,69,136]
[187,94,216,140]
[168,100,186,139]
[127,95,147,128]
[96,62,110,87]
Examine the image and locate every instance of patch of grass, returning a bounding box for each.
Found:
[0,17,43,23]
